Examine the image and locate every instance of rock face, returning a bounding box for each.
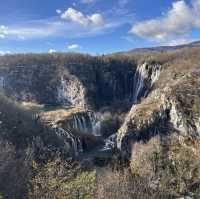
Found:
[117,64,200,159]
[57,75,87,108]
[0,58,161,110]
[0,54,137,109]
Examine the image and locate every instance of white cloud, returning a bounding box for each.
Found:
[61,8,104,27]
[0,5,128,41]
[1,17,119,41]
[0,25,8,39]
[162,38,190,46]
[130,0,200,42]
[67,44,80,50]
[0,50,11,56]
[56,9,62,14]
[48,49,57,54]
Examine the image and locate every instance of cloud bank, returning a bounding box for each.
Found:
[130,0,200,42]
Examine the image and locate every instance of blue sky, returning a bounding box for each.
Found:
[0,0,200,55]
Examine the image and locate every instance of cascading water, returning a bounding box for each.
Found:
[132,62,162,104]
[68,111,101,136]
[103,134,117,151]
[57,76,69,105]
[53,125,83,156]
[57,76,87,108]
[0,76,4,88]
[55,63,162,155]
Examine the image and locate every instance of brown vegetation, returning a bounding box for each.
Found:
[130,135,200,198]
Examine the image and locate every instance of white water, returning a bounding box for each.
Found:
[53,125,83,156]
[57,76,86,107]
[71,111,101,136]
[102,134,117,151]
[57,76,70,105]
[133,63,161,103]
[0,76,4,89]
[55,63,162,155]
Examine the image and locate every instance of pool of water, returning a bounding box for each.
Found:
[40,105,74,112]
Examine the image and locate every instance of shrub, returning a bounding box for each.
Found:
[130,134,200,198]
[130,136,162,179]
[29,159,96,199]
[159,138,200,197]
[96,168,172,199]
[0,139,33,199]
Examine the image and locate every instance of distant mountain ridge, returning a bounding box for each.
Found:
[118,40,200,55]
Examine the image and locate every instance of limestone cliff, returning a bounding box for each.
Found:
[117,49,200,160]
[0,54,137,109]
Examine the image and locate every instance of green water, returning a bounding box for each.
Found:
[79,147,113,159]
[39,105,74,112]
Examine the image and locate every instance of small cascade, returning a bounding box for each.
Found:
[133,63,161,103]
[53,125,83,156]
[103,134,117,151]
[57,76,68,105]
[88,111,102,136]
[66,111,102,136]
[0,76,4,88]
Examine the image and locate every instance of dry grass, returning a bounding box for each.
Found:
[130,136,162,178]
[96,168,173,199]
[130,134,200,197]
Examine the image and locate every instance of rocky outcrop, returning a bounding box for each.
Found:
[40,107,104,152]
[117,69,200,159]
[57,76,87,108]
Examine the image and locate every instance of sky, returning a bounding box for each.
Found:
[0,0,200,55]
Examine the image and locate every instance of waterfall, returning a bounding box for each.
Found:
[0,76,4,89]
[57,76,68,105]
[57,76,86,108]
[88,111,102,136]
[71,111,101,136]
[53,125,83,156]
[64,111,102,136]
[133,63,161,103]
[102,134,117,151]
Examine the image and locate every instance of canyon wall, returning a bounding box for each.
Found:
[0,54,137,109]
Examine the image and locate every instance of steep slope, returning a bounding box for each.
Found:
[117,47,200,159]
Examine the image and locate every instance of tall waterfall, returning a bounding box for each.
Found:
[133,63,161,103]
